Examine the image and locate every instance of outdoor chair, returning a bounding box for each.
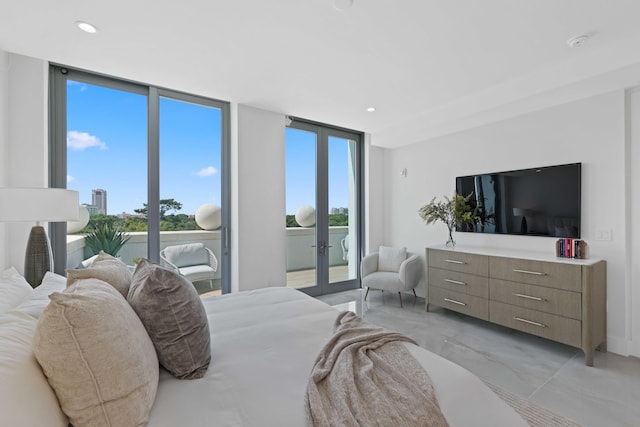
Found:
[160,243,217,289]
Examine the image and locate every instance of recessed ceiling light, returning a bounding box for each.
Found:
[366,107,376,112]
[76,21,98,34]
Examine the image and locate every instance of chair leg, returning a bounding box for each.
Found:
[364,287,370,300]
[209,279,214,290]
[398,292,403,308]
[412,289,417,299]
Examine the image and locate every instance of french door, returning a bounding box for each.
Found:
[49,66,231,294]
[285,120,362,296]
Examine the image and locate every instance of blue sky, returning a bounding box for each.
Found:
[67,80,350,216]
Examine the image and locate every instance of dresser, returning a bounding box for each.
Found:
[426,245,606,366]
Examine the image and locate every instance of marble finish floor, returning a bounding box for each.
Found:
[316,288,640,427]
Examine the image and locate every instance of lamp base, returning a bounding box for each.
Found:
[24,225,53,288]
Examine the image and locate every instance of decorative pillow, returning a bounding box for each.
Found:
[378,246,407,272]
[0,267,33,314]
[66,251,132,297]
[163,243,209,268]
[0,311,68,427]
[33,278,158,427]
[128,259,211,379]
[15,271,67,318]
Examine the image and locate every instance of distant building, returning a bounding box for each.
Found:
[331,207,348,215]
[85,204,100,216]
[92,189,107,215]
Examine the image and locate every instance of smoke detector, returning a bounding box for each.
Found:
[567,34,590,48]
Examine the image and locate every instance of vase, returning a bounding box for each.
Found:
[446,227,456,247]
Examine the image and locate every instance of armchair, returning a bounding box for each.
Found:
[361,246,422,308]
[160,243,218,289]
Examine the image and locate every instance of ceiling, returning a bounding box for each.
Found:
[1,0,640,147]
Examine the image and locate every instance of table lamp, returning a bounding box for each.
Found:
[0,188,79,287]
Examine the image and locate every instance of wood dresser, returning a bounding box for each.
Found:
[426,245,607,366]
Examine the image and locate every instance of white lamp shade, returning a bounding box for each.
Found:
[0,188,80,222]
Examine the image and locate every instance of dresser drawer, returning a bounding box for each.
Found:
[429,286,488,320]
[429,267,489,298]
[428,249,489,276]
[489,256,581,292]
[489,301,581,348]
[490,278,581,320]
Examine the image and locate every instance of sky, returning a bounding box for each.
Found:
[67,80,351,217]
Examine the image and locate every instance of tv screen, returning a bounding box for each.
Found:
[456,163,581,238]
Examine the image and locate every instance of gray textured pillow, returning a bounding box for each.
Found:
[127,259,211,379]
[66,251,132,297]
[33,278,158,427]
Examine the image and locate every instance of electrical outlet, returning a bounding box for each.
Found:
[595,229,612,241]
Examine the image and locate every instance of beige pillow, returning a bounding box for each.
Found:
[128,259,211,379]
[66,251,132,297]
[33,278,158,427]
[378,246,407,272]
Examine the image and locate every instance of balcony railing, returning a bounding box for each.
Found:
[66,226,350,280]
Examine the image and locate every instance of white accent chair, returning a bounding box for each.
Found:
[160,243,218,289]
[361,246,422,308]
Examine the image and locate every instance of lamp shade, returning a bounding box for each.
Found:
[0,188,79,222]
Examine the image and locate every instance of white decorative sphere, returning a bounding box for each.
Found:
[195,203,221,230]
[67,205,90,234]
[295,205,316,227]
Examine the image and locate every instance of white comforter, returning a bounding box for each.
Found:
[147,287,527,427]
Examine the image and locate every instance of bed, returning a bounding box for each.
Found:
[1,264,527,427]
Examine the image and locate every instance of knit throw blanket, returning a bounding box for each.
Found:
[305,311,449,427]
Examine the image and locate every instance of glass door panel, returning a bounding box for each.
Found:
[286,122,361,296]
[327,136,358,286]
[66,80,147,267]
[285,128,318,290]
[159,97,223,295]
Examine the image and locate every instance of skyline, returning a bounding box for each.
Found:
[67,80,352,217]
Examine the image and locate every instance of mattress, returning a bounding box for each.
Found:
[147,287,527,427]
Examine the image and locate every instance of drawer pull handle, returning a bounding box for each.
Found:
[444,298,467,306]
[445,279,467,286]
[445,259,466,265]
[513,269,546,276]
[514,317,547,328]
[514,293,545,302]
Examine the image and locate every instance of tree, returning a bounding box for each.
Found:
[134,198,183,219]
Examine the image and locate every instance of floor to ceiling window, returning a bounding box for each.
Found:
[285,119,362,296]
[49,66,230,294]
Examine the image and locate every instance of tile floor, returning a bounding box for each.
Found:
[316,288,640,427]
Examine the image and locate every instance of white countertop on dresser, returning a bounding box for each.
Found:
[426,244,604,266]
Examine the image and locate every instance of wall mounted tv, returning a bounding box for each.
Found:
[456,163,581,238]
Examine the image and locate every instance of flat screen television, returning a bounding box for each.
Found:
[456,163,581,238]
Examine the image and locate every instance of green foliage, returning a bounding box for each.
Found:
[285,215,298,227]
[328,214,348,226]
[285,214,349,227]
[134,198,183,219]
[418,192,482,232]
[84,223,131,257]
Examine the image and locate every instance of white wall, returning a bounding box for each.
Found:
[629,88,640,356]
[0,52,48,272]
[0,51,8,269]
[232,104,286,292]
[375,90,632,356]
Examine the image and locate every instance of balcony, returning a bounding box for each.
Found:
[66,226,353,294]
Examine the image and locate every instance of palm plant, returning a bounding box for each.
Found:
[418,192,482,247]
[84,223,131,257]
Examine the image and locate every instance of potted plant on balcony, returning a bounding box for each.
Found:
[84,223,131,257]
[418,192,482,247]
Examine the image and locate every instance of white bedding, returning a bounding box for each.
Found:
[147,287,527,427]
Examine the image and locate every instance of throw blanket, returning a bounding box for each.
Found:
[306,311,449,427]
